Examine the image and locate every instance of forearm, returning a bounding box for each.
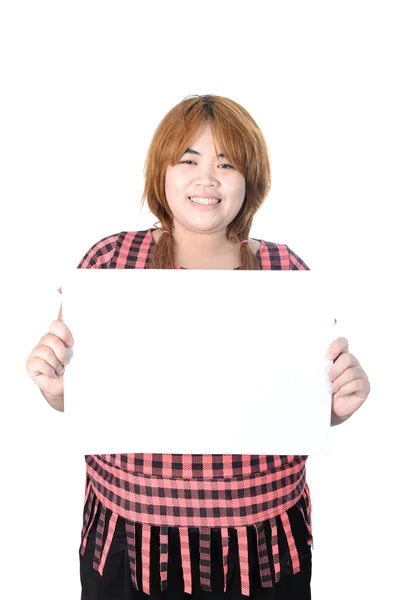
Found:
[41,389,65,412]
[330,411,351,427]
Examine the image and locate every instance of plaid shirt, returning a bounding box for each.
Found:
[59,228,312,596]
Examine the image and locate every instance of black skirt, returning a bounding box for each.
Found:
[80,496,312,600]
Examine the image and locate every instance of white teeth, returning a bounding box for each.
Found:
[190,196,220,205]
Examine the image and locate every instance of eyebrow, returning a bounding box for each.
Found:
[183,147,226,158]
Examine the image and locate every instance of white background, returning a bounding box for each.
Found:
[1,1,399,598]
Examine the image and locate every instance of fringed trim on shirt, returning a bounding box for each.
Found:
[221,527,229,592]
[237,526,250,595]
[179,527,191,594]
[199,527,212,592]
[126,519,138,590]
[79,483,119,576]
[141,524,151,594]
[269,516,280,583]
[93,504,118,576]
[299,481,313,547]
[80,487,313,597]
[281,512,300,575]
[255,522,272,587]
[80,483,98,556]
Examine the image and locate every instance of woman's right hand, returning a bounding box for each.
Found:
[26,319,74,400]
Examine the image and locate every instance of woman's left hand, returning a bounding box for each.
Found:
[326,337,371,420]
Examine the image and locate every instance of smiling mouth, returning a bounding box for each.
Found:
[188,196,222,205]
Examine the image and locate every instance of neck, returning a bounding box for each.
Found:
[171,222,237,258]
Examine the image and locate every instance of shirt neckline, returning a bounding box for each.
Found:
[148,228,262,270]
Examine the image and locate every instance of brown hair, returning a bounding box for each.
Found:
[140,94,271,269]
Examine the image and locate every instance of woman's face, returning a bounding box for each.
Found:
[164,122,246,234]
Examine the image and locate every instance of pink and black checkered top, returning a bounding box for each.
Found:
[58,228,312,596]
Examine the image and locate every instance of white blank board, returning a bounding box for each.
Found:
[62,270,335,455]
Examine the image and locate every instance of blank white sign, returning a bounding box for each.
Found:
[62,270,335,455]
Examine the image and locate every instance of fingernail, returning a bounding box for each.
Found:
[57,366,65,375]
[326,351,335,360]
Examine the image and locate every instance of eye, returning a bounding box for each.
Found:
[179,160,234,169]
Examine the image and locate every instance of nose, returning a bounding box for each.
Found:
[194,163,219,186]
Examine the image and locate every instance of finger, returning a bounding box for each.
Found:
[334,377,366,399]
[328,353,360,382]
[326,336,349,360]
[35,335,70,372]
[27,355,64,378]
[329,365,365,395]
[49,319,74,348]
[332,381,367,418]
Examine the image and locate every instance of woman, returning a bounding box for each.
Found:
[26,94,371,599]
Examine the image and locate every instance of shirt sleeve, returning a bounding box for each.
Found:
[57,233,120,295]
[286,245,310,270]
